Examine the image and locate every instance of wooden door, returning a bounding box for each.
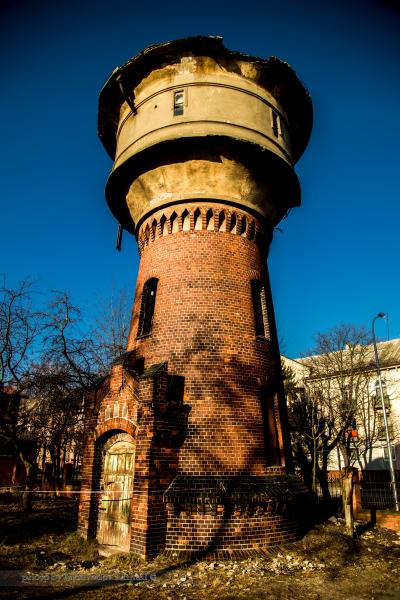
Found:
[97,440,135,550]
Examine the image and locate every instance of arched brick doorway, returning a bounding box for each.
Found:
[97,433,135,551]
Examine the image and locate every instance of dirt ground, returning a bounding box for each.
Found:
[0,496,399,600]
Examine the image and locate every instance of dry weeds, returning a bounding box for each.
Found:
[0,497,399,600]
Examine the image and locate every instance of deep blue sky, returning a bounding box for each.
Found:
[1,0,399,357]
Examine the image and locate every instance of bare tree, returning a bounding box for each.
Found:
[286,324,372,499]
[27,362,86,496]
[1,284,130,505]
[42,292,99,389]
[91,289,131,371]
[0,280,42,509]
[27,289,130,494]
[28,292,100,495]
[30,292,129,491]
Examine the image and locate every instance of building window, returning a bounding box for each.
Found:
[251,279,269,339]
[383,445,396,461]
[137,278,158,337]
[174,90,185,116]
[271,109,281,138]
[373,379,391,410]
[372,380,390,410]
[376,412,394,441]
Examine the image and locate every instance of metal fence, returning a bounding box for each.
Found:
[314,470,400,510]
[359,470,400,510]
[315,472,342,505]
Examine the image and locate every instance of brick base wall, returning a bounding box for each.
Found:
[357,509,400,532]
[375,511,400,531]
[165,511,304,551]
[164,472,311,553]
[78,355,311,557]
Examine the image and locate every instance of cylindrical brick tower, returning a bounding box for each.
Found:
[79,36,312,558]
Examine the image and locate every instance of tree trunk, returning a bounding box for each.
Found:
[41,446,47,487]
[312,444,318,495]
[49,447,57,500]
[341,467,354,537]
[18,453,34,512]
[293,444,314,494]
[316,464,331,502]
[317,443,332,502]
[340,434,351,469]
[72,449,79,483]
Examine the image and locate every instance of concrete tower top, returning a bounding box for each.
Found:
[98,36,312,234]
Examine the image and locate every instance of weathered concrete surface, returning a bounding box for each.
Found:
[98,36,312,234]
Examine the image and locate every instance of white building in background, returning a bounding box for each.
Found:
[283,339,400,472]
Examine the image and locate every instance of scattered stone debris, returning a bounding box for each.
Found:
[1,499,400,599]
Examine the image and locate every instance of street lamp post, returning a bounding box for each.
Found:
[372,313,399,511]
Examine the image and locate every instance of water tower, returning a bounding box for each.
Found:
[79,36,312,558]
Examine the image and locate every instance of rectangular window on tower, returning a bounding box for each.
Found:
[271,109,281,138]
[251,280,270,340]
[137,278,158,338]
[174,90,185,116]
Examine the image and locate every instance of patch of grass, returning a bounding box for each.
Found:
[101,551,146,571]
[0,544,41,570]
[151,552,180,567]
[57,532,99,562]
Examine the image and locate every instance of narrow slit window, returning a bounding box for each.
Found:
[174,90,185,116]
[251,279,269,339]
[137,278,158,337]
[271,109,280,138]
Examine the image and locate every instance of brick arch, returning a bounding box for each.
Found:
[95,418,137,441]
[229,211,237,233]
[248,219,256,240]
[169,211,178,234]
[217,209,227,232]
[137,204,264,249]
[82,423,136,541]
[181,208,190,231]
[138,228,146,254]
[159,214,167,237]
[92,429,136,550]
[193,207,202,230]
[249,269,262,279]
[150,219,157,241]
[143,224,150,247]
[102,431,135,453]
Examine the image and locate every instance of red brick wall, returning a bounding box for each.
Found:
[166,509,304,551]
[78,360,187,557]
[128,202,286,476]
[78,201,306,557]
[374,512,400,531]
[78,364,140,541]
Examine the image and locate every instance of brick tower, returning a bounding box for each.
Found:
[79,36,312,558]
